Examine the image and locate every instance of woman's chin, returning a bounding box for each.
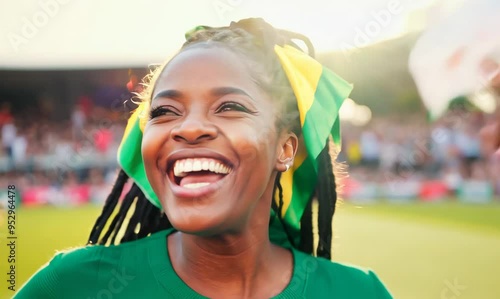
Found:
[167,212,229,236]
[161,195,237,235]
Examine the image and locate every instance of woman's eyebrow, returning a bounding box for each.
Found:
[211,87,255,102]
[152,89,182,101]
[152,87,255,102]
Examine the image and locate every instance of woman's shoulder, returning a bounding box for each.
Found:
[14,229,173,299]
[48,228,171,267]
[292,249,393,298]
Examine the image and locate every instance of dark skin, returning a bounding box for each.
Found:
[142,46,298,298]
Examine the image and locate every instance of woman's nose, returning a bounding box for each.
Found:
[170,116,217,144]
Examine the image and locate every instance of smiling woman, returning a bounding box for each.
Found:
[15,18,393,299]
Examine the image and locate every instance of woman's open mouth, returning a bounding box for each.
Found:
[169,158,232,190]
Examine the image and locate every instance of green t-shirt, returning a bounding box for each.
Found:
[15,228,392,298]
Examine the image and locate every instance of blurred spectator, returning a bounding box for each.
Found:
[0,103,13,126]
[71,104,86,142]
[12,129,27,168]
[2,117,17,167]
[94,128,113,154]
[430,120,456,173]
[360,129,380,170]
[455,125,482,178]
[346,138,362,166]
[77,95,94,119]
[379,136,398,172]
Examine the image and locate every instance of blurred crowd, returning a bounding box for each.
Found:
[340,109,499,197]
[0,98,126,195]
[0,97,498,206]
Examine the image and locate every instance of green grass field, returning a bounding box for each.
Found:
[1,201,499,299]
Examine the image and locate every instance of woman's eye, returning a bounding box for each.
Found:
[149,106,180,119]
[216,102,251,113]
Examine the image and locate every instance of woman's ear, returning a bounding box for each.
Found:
[276,133,298,172]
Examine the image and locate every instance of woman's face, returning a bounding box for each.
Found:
[142,46,290,235]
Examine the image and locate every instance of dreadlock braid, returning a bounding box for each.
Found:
[87,169,128,244]
[316,142,338,259]
[88,19,340,261]
[87,175,172,245]
[275,141,339,259]
[298,196,314,254]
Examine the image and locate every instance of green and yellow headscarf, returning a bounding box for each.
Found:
[117,20,353,250]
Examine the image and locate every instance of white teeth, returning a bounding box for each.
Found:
[193,160,202,171]
[183,182,210,189]
[184,160,193,172]
[174,162,187,177]
[173,158,231,177]
[208,161,215,172]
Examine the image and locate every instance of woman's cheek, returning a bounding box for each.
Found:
[142,126,166,172]
[229,125,277,164]
[141,130,156,163]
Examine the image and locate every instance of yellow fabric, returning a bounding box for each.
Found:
[274,45,322,126]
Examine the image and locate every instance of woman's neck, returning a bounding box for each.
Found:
[167,223,293,298]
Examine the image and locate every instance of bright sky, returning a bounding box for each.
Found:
[0,0,438,69]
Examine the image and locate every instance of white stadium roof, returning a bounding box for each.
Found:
[0,0,429,69]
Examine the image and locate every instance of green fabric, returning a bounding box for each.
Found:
[117,105,161,208]
[15,229,392,299]
[281,152,315,246]
[273,45,353,248]
[280,67,350,246]
[301,66,350,158]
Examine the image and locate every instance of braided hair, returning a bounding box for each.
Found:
[87,18,340,260]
